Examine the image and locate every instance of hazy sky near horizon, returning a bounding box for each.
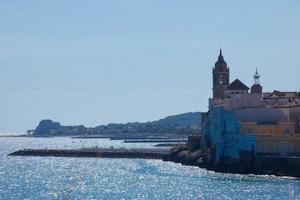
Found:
[1,1,300,132]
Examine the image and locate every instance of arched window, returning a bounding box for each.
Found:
[219,74,224,84]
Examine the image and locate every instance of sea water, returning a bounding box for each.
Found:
[0,136,300,200]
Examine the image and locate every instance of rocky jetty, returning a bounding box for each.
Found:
[9,148,170,159]
[163,145,205,167]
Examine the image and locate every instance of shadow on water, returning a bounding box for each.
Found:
[131,160,161,175]
[131,160,180,178]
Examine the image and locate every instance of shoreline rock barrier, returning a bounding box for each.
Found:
[9,148,170,159]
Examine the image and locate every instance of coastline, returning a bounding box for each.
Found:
[8,144,300,178]
[163,146,300,178]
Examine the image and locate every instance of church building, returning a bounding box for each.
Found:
[203,50,300,160]
[212,49,263,102]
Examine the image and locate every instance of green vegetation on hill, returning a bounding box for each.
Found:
[32,112,201,137]
[154,112,201,127]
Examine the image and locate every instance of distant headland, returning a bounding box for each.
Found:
[29,112,201,139]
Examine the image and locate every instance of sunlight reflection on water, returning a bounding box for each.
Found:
[1,137,300,199]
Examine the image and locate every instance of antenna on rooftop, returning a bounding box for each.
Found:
[218,33,223,53]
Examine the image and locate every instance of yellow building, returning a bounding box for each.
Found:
[240,121,295,135]
[240,121,300,155]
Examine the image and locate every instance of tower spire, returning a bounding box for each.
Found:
[217,49,224,62]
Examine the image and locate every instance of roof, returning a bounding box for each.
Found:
[215,49,226,64]
[226,79,249,90]
[265,90,299,99]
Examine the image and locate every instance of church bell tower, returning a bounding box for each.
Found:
[250,69,263,95]
[212,49,230,99]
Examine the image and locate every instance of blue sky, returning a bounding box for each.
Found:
[0,1,300,132]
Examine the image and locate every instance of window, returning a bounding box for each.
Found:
[219,74,223,84]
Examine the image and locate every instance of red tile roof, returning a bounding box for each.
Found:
[226,79,249,90]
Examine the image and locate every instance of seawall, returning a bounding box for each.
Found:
[163,147,300,178]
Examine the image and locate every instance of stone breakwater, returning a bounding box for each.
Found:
[9,148,170,159]
[162,146,300,178]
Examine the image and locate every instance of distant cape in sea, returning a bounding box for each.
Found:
[31,112,201,137]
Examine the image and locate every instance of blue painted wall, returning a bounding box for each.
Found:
[203,106,256,161]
